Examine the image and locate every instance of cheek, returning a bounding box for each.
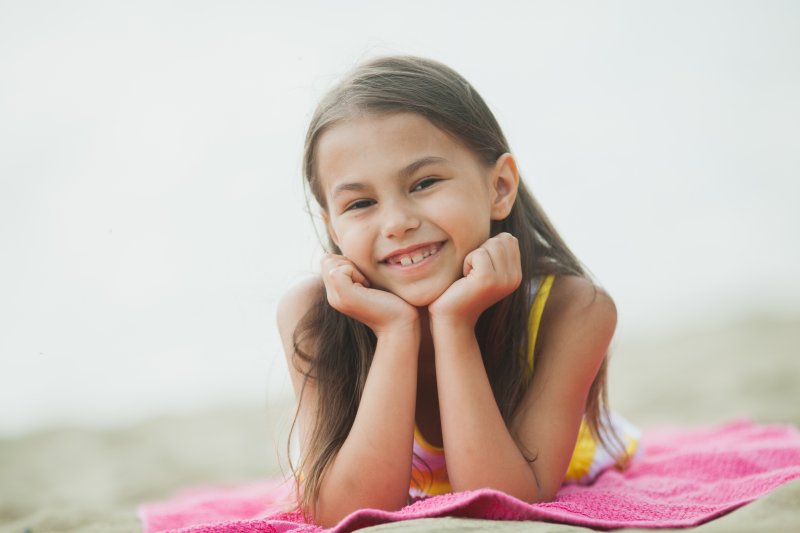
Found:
[434,199,491,245]
[336,226,374,264]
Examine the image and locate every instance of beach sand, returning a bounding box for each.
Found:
[2,314,798,533]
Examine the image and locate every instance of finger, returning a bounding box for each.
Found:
[320,253,346,275]
[351,267,370,287]
[340,263,370,287]
[330,263,359,286]
[321,254,370,287]
[483,237,507,268]
[501,237,522,289]
[493,234,522,288]
[463,253,473,277]
[327,263,362,302]
[506,234,521,276]
[490,233,520,278]
[324,265,357,313]
[464,246,495,277]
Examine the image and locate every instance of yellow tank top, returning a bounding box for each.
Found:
[409,275,640,500]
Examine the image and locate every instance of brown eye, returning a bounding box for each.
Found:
[412,177,440,192]
[345,199,375,211]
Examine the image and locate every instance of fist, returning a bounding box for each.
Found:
[320,254,419,335]
[428,232,522,327]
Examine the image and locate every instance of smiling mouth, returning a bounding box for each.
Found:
[383,242,445,267]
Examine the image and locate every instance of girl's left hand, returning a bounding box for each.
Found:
[429,232,522,327]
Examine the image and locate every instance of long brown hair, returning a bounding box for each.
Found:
[289,55,627,514]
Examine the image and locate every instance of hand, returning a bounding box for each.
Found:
[321,254,420,336]
[428,232,522,328]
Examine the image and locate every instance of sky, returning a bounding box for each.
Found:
[1,0,798,436]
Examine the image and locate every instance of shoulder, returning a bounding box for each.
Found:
[277,276,323,333]
[544,275,616,324]
[277,277,324,439]
[538,275,617,369]
[276,276,324,362]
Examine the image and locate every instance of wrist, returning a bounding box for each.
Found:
[429,306,478,330]
[429,313,477,341]
[374,316,422,343]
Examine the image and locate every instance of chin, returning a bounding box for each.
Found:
[393,282,449,308]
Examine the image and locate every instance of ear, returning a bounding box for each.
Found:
[320,209,340,248]
[489,153,520,220]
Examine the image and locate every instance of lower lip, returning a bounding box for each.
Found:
[382,242,446,272]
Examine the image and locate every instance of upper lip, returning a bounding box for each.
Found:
[381,241,443,262]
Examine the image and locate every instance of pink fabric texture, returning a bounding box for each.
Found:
[138,419,800,532]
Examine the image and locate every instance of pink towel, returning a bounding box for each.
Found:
[138,419,800,532]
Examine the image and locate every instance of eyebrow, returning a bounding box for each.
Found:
[330,156,449,200]
[398,155,448,179]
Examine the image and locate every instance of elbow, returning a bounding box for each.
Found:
[311,463,411,526]
[509,486,555,506]
[312,493,407,528]
[535,486,558,504]
[528,471,559,504]
[520,484,554,505]
[312,509,343,529]
[313,505,352,529]
[451,477,545,505]
[529,474,562,504]
[518,473,557,505]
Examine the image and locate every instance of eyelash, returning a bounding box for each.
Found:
[343,177,441,212]
[344,199,376,212]
[412,177,440,191]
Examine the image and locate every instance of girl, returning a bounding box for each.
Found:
[278,55,639,527]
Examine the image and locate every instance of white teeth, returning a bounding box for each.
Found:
[389,243,443,266]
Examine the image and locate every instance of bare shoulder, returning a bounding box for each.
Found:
[276,276,323,335]
[277,276,324,373]
[538,275,617,367]
[545,275,616,319]
[277,277,324,441]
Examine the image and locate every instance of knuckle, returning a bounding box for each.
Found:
[325,290,339,307]
[328,293,350,314]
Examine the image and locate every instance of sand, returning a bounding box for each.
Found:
[2,314,799,533]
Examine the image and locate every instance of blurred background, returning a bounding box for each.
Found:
[1,0,799,437]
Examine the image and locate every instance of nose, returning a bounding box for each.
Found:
[380,198,420,239]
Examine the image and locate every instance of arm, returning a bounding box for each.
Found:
[278,262,420,526]
[429,235,616,502]
[431,319,540,500]
[508,276,616,499]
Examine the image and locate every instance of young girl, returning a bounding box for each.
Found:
[278,55,640,527]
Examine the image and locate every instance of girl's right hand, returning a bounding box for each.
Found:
[320,254,419,336]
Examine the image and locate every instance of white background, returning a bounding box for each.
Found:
[1,1,798,436]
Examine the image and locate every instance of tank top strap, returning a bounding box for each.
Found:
[527,274,555,374]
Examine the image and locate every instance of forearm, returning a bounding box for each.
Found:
[314,324,419,525]
[432,320,542,502]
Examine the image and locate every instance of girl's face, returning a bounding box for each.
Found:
[316,112,515,307]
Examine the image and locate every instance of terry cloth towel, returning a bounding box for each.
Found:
[138,419,800,532]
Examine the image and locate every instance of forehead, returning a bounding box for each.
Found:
[315,113,476,193]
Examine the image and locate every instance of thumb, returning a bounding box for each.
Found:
[463,252,474,277]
